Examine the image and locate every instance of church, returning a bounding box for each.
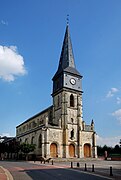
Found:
[16,24,97,158]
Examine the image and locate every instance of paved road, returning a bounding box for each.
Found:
[52,160,121,179]
[0,161,113,180]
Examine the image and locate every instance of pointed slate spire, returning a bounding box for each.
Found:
[59,25,75,69]
[53,25,82,80]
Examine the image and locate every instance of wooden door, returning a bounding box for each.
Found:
[84,144,91,157]
[50,143,57,157]
[69,144,75,157]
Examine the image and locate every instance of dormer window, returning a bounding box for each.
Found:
[70,94,74,107]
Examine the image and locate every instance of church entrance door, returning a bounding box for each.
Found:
[84,144,91,157]
[50,143,57,157]
[69,144,75,157]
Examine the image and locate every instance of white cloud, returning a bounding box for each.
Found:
[111,88,119,93]
[112,109,121,124]
[0,133,14,142]
[0,45,27,82]
[96,135,120,147]
[0,133,12,137]
[117,97,121,104]
[106,91,113,98]
[1,20,8,26]
[106,87,119,98]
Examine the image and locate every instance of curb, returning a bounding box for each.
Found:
[0,166,13,180]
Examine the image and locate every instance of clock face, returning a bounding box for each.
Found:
[70,78,76,85]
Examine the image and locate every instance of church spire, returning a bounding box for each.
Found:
[53,24,81,80]
[59,24,75,69]
[52,24,82,95]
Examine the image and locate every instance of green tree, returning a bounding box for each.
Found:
[97,146,103,156]
[20,143,36,160]
[119,139,121,147]
[113,144,121,155]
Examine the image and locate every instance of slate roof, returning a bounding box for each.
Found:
[53,25,82,80]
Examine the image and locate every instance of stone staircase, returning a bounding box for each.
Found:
[51,157,101,162]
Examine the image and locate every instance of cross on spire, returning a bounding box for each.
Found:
[66,14,69,25]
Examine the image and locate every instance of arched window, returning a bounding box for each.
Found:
[25,138,28,144]
[70,94,74,107]
[71,118,74,124]
[38,134,42,148]
[38,134,42,156]
[70,129,74,139]
[31,136,34,144]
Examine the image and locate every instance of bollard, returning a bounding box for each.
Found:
[71,162,73,168]
[92,164,94,172]
[77,162,80,168]
[85,163,87,171]
[110,166,113,176]
[52,160,54,165]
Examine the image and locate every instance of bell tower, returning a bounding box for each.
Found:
[51,24,84,158]
[52,25,83,94]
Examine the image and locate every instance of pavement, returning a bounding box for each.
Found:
[0,160,113,180]
[0,166,13,180]
[30,159,121,179]
[0,159,121,180]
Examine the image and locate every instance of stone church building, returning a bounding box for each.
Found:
[16,25,97,158]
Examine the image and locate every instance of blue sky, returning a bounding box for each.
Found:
[0,0,121,147]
